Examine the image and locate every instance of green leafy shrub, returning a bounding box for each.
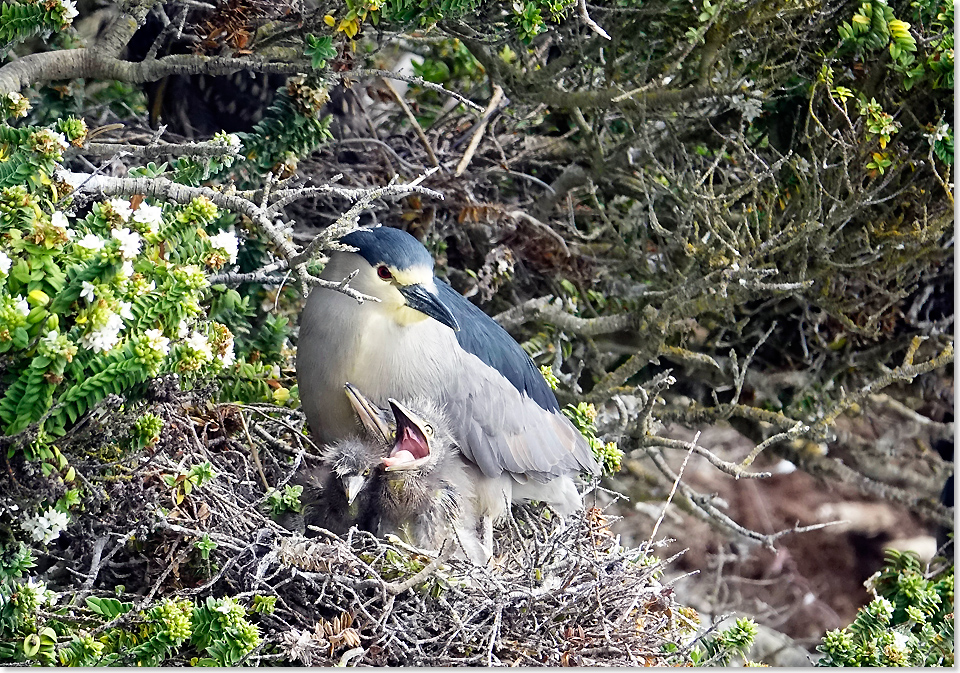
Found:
[562,401,624,474]
[817,550,954,666]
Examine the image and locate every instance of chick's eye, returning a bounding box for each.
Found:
[423,424,434,436]
[377,265,392,280]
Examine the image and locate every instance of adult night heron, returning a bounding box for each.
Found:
[297,226,599,525]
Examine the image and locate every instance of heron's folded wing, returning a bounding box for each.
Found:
[443,348,599,481]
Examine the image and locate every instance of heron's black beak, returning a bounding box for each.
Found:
[382,399,432,471]
[344,382,391,445]
[399,283,460,332]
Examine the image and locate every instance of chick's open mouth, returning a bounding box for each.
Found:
[381,415,430,469]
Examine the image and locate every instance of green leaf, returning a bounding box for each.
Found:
[86,596,134,619]
[304,34,337,69]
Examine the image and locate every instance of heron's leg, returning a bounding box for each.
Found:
[481,515,494,562]
[453,522,487,565]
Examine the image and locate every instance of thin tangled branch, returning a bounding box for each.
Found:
[59,170,443,301]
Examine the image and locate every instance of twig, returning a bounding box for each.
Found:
[507,210,570,256]
[577,0,612,40]
[290,168,443,269]
[455,84,505,176]
[381,78,439,168]
[648,434,697,544]
[385,542,455,596]
[0,49,305,95]
[354,68,484,112]
[75,140,239,160]
[239,412,270,491]
[207,271,288,285]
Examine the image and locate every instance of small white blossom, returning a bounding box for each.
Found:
[80,281,96,303]
[118,260,134,279]
[53,132,69,151]
[185,331,213,361]
[26,577,48,598]
[111,228,142,259]
[890,631,910,651]
[208,230,239,264]
[930,123,950,143]
[214,597,238,614]
[144,328,170,356]
[51,211,70,230]
[133,203,163,231]
[16,297,29,316]
[108,198,133,222]
[118,301,134,321]
[79,312,124,353]
[20,517,44,542]
[226,133,242,149]
[177,320,190,338]
[76,233,105,251]
[59,0,79,21]
[45,508,69,531]
[0,250,10,275]
[20,508,70,544]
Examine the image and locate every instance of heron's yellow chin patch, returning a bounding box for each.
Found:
[391,304,431,325]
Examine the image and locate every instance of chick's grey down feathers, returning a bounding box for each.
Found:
[293,391,485,562]
[293,440,382,537]
[375,397,485,562]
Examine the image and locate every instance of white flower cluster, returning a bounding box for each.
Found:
[111,228,142,259]
[79,312,124,353]
[75,233,105,251]
[220,331,236,366]
[20,507,70,544]
[108,198,133,222]
[928,123,951,144]
[0,294,29,325]
[0,249,11,275]
[38,330,77,360]
[59,0,79,22]
[33,129,69,153]
[889,631,910,652]
[143,328,171,357]
[80,280,96,303]
[51,211,71,234]
[213,131,243,151]
[133,203,163,232]
[209,230,239,264]
[5,91,29,118]
[185,331,214,364]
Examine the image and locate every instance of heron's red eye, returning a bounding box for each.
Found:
[377,266,392,280]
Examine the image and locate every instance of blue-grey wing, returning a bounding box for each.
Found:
[442,347,600,481]
[437,281,560,413]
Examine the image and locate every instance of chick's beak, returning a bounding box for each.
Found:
[398,283,460,332]
[344,382,391,445]
[344,474,367,505]
[382,399,432,471]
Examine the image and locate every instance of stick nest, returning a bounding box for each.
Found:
[1,383,697,666]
